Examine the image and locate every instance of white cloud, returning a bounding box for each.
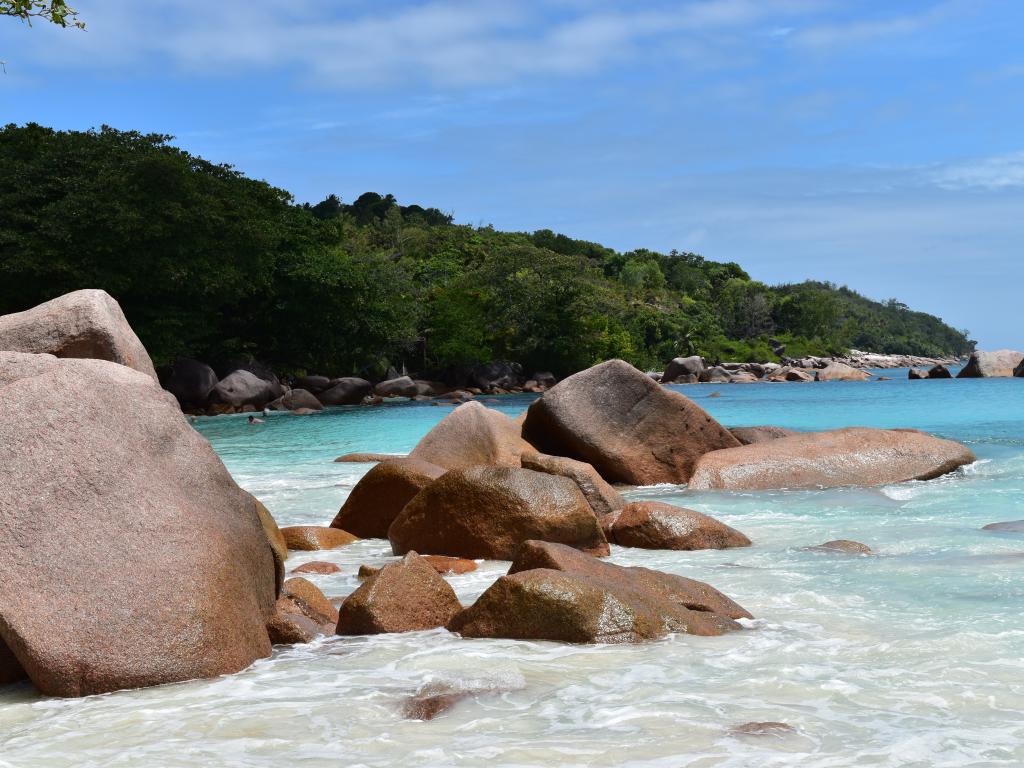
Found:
[10,0,829,88]
[929,152,1024,191]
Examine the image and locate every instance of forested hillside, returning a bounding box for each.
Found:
[0,124,974,377]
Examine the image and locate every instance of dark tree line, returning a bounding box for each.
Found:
[0,124,974,377]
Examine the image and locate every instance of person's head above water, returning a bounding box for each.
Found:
[247,415,255,423]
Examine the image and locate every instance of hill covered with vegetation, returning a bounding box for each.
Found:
[0,124,974,377]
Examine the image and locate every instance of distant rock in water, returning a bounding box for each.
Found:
[522,359,740,485]
[0,289,157,379]
[662,355,704,383]
[0,352,278,696]
[319,377,373,405]
[211,369,277,409]
[908,368,928,380]
[688,427,975,490]
[267,388,323,411]
[334,452,406,463]
[374,375,418,398]
[815,362,871,382]
[957,350,1024,378]
[927,363,953,379]
[161,358,218,408]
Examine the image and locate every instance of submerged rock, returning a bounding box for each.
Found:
[389,466,608,560]
[731,722,796,737]
[447,541,749,644]
[336,552,462,635]
[0,289,157,379]
[0,354,278,696]
[927,364,953,379]
[601,501,751,551]
[267,577,337,644]
[807,539,873,554]
[281,526,358,551]
[409,401,534,470]
[957,350,1024,378]
[688,427,975,490]
[331,457,446,538]
[908,368,928,380]
[982,520,1024,533]
[522,359,739,485]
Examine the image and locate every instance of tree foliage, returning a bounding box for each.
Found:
[0,124,974,376]
[1,0,83,28]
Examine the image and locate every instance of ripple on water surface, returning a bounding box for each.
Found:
[1,377,1023,767]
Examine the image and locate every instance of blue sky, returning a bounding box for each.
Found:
[2,0,1021,347]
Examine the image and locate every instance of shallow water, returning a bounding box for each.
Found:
[2,374,1023,767]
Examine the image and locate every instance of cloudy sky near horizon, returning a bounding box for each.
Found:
[2,0,1021,347]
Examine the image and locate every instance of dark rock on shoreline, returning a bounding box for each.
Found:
[293,374,331,393]
[0,353,279,696]
[319,377,373,405]
[689,427,975,490]
[211,369,277,409]
[336,552,462,635]
[815,362,871,382]
[0,289,158,379]
[601,501,751,551]
[375,375,419,398]
[331,457,447,538]
[268,388,323,411]
[663,355,704,383]
[389,466,609,560]
[162,358,219,408]
[522,359,740,485]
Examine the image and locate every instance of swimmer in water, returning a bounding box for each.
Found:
[248,415,265,424]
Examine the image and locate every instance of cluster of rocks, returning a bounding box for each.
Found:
[908,350,1024,379]
[658,355,875,385]
[162,358,559,416]
[0,289,986,702]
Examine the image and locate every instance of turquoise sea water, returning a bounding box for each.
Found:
[1,374,1022,767]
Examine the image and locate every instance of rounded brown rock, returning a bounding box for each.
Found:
[330,457,446,538]
[281,526,358,551]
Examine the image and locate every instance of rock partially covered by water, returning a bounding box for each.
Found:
[334,451,405,463]
[688,427,975,490]
[908,368,928,379]
[957,350,1024,378]
[409,401,534,470]
[331,457,447,538]
[520,451,625,516]
[375,375,418,398]
[448,541,749,643]
[982,520,1024,533]
[267,577,338,644]
[161,358,218,408]
[336,552,462,635]
[807,539,873,554]
[282,526,358,551]
[927,364,953,379]
[267,388,323,412]
[815,362,871,382]
[601,501,751,551]
[319,377,373,405]
[389,466,608,560]
[729,425,798,445]
[522,359,740,485]
[0,289,158,380]
[0,354,278,696]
